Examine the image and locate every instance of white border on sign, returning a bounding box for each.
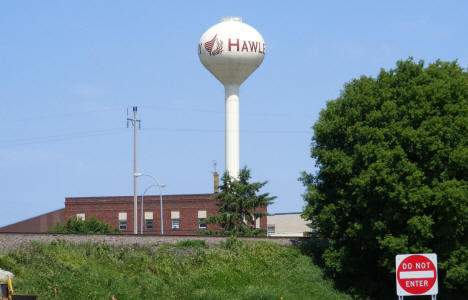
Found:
[395,253,438,296]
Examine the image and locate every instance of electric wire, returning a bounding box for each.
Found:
[141,104,312,118]
[142,127,310,134]
[1,105,312,149]
[0,128,127,148]
[7,107,123,123]
[0,126,310,148]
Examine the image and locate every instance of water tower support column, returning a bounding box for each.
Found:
[225,85,240,179]
[199,17,265,180]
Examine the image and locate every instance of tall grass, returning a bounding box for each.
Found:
[0,238,349,300]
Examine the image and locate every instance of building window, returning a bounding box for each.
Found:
[145,219,153,229]
[255,218,261,228]
[119,220,127,231]
[267,225,275,234]
[172,219,180,229]
[198,210,207,229]
[171,210,180,219]
[76,213,85,220]
[198,218,206,229]
[171,210,180,229]
[145,212,153,230]
[118,212,127,231]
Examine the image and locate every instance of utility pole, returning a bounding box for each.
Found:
[127,106,141,235]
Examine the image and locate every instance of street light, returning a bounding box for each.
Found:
[134,173,166,235]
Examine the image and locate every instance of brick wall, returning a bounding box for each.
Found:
[0,209,65,233]
[0,194,268,235]
[65,194,267,235]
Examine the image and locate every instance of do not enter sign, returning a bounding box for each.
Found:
[396,253,438,296]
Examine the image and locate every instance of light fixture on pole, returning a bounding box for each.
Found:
[140,183,166,235]
[134,173,166,235]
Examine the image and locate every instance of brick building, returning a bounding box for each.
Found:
[67,193,265,235]
[1,193,267,234]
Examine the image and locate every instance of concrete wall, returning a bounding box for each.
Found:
[0,209,65,233]
[267,213,311,237]
[0,233,303,254]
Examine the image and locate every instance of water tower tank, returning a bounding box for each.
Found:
[199,17,265,179]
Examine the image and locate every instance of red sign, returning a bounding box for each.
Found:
[199,36,266,56]
[396,254,438,296]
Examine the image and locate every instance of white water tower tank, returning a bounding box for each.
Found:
[199,17,265,179]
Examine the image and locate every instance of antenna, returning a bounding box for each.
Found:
[212,160,217,173]
[127,107,141,129]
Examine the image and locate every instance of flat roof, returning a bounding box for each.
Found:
[268,212,302,216]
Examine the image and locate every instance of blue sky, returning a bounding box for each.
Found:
[1,1,467,227]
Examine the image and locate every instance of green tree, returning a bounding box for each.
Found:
[205,167,276,236]
[301,59,468,299]
[48,216,120,234]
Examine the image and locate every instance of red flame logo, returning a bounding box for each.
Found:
[204,34,223,56]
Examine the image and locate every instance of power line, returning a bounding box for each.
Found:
[0,128,126,148]
[141,104,314,118]
[142,127,310,134]
[4,104,315,125]
[0,126,310,149]
[7,107,122,123]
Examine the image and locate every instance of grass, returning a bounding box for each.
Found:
[0,238,350,300]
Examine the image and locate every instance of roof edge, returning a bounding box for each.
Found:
[66,193,215,200]
[268,212,303,216]
[0,208,65,229]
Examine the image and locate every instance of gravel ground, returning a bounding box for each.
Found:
[0,233,301,254]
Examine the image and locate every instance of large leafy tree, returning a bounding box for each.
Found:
[205,167,276,236]
[301,59,468,299]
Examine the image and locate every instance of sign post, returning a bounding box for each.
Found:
[396,253,438,299]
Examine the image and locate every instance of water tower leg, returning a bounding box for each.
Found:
[225,85,240,179]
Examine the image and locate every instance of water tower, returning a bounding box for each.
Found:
[199,17,265,179]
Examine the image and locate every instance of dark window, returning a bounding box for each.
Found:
[267,225,275,234]
[119,220,127,231]
[199,218,207,229]
[172,219,180,229]
[145,219,153,229]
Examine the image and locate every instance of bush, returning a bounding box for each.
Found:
[174,240,209,249]
[48,216,120,234]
